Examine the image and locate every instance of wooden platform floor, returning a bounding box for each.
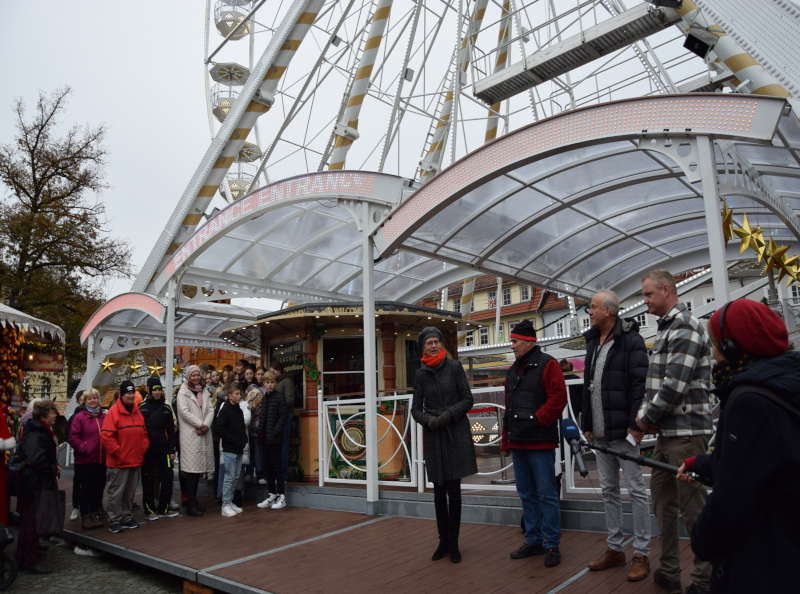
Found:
[55,482,699,594]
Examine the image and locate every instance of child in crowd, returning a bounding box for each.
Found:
[215,386,248,517]
[256,371,288,510]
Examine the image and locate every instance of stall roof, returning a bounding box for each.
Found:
[0,303,65,343]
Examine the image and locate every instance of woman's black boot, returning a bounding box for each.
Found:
[447,482,462,563]
[432,485,449,561]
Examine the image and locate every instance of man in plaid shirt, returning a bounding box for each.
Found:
[636,269,713,594]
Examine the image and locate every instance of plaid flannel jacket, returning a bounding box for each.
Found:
[639,303,714,437]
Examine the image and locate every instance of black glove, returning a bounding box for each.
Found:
[426,416,441,431]
[437,410,454,427]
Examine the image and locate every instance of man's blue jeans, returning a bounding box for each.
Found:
[222,452,243,507]
[512,448,561,548]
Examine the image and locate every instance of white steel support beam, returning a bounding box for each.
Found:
[328,0,395,170]
[165,277,177,403]
[362,202,379,513]
[697,135,731,305]
[134,0,324,294]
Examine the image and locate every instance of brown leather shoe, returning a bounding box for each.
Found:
[588,548,627,571]
[627,554,650,582]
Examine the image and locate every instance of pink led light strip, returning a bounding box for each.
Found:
[381,96,766,245]
[80,294,166,344]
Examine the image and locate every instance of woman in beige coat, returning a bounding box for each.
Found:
[176,365,214,517]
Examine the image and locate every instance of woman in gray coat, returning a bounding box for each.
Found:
[411,327,478,564]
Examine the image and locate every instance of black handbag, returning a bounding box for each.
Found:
[34,488,66,536]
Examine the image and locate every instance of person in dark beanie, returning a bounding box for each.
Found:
[501,319,566,568]
[411,326,477,564]
[676,299,800,593]
[101,380,149,534]
[139,377,178,521]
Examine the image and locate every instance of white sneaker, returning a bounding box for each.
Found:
[169,500,180,511]
[221,505,237,517]
[258,478,267,485]
[69,508,80,521]
[74,545,103,557]
[231,503,243,514]
[257,493,277,509]
[271,494,286,510]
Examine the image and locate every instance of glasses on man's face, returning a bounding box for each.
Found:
[425,340,441,347]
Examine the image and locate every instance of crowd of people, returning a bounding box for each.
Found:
[412,268,798,593]
[10,267,798,590]
[12,358,296,575]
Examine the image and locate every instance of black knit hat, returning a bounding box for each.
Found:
[510,319,536,342]
[119,380,136,395]
[147,376,163,393]
[417,326,444,350]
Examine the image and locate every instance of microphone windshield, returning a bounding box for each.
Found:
[560,417,581,441]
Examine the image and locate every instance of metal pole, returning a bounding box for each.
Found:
[318,387,325,487]
[165,277,177,404]
[362,202,379,513]
[451,0,464,166]
[697,135,731,305]
[768,268,778,303]
[441,286,449,311]
[495,277,502,343]
[491,406,514,484]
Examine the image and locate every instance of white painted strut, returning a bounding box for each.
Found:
[328,0,395,171]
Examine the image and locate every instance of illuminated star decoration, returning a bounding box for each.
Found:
[100,358,117,373]
[147,363,164,377]
[764,236,789,275]
[721,200,734,248]
[127,362,143,375]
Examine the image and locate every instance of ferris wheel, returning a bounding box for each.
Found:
[199,0,740,205]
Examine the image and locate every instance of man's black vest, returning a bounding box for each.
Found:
[505,347,559,444]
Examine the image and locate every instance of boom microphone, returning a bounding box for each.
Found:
[560,418,588,477]
[585,441,712,487]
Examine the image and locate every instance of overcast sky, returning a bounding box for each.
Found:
[0,2,243,303]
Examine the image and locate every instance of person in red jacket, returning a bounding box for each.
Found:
[101,380,149,534]
[500,319,567,568]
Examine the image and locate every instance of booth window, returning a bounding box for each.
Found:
[322,337,376,396]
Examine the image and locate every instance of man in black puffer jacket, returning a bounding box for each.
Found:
[139,377,178,520]
[678,299,800,593]
[256,372,287,510]
[582,291,651,582]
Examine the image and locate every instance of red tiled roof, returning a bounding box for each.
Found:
[468,293,544,321]
[540,292,588,312]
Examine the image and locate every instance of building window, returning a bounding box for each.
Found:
[556,321,565,336]
[471,300,474,313]
[509,321,519,336]
[634,313,647,327]
[465,330,475,347]
[479,327,489,345]
[496,323,504,342]
[791,285,800,300]
[503,287,511,306]
[682,300,693,312]
[581,317,590,330]
[488,291,496,309]
[453,297,461,313]
[704,296,714,304]
[41,377,51,400]
[520,285,530,301]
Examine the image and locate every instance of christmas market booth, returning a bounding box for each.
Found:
[219,301,465,484]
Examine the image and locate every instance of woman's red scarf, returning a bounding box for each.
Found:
[421,349,447,368]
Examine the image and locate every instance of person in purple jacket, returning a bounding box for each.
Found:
[67,389,107,530]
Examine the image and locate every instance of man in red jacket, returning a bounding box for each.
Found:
[101,380,149,534]
[501,319,567,568]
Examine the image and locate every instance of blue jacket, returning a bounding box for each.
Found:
[691,352,800,593]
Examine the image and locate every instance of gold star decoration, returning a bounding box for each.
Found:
[764,236,789,275]
[127,362,143,375]
[733,213,755,255]
[147,363,163,377]
[721,200,734,248]
[779,254,799,284]
[100,358,117,373]
[750,225,767,263]
[173,364,181,375]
